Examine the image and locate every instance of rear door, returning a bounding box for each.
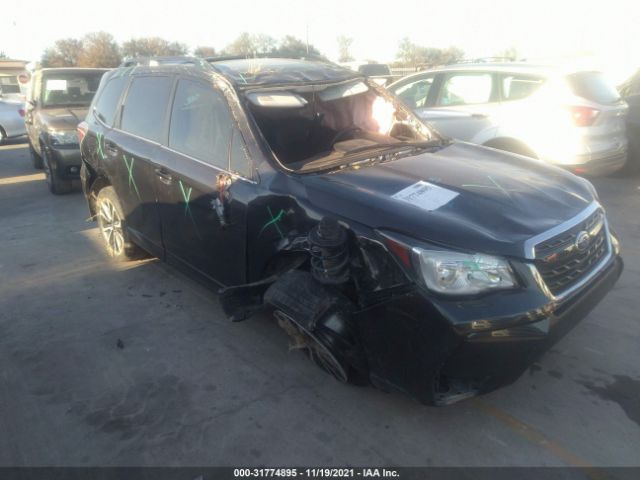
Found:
[422,71,499,141]
[155,77,250,286]
[109,75,174,255]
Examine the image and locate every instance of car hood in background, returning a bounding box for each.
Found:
[301,142,596,258]
[39,107,89,131]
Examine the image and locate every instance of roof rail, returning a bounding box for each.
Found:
[448,56,518,65]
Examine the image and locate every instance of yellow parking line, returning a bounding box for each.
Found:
[472,399,610,479]
[0,143,28,151]
[0,173,45,185]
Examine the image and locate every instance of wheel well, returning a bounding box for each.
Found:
[87,176,112,217]
[483,137,537,158]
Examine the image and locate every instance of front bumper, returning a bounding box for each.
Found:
[47,146,82,179]
[353,253,623,405]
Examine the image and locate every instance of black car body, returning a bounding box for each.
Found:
[25,68,108,193]
[79,58,623,405]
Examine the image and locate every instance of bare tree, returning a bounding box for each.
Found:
[337,36,354,63]
[41,38,83,67]
[121,37,189,58]
[396,38,464,68]
[77,32,121,68]
[223,32,257,57]
[193,46,217,58]
[0,51,7,59]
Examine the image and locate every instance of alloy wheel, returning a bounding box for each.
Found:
[98,198,125,256]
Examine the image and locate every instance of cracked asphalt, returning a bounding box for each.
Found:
[1,141,639,467]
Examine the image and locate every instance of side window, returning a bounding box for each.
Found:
[501,74,545,101]
[438,73,493,106]
[229,129,253,179]
[93,75,128,126]
[169,79,232,170]
[393,76,434,108]
[121,76,173,142]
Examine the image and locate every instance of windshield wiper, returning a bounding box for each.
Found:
[341,138,450,157]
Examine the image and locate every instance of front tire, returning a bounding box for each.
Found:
[96,186,143,261]
[43,146,72,194]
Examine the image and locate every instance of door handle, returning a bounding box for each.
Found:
[154,167,173,185]
[104,141,118,155]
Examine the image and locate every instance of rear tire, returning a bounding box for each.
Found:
[29,142,44,169]
[43,146,72,194]
[96,186,143,261]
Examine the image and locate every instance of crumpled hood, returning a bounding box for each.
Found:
[40,107,87,131]
[301,142,596,258]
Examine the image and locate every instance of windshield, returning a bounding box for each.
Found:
[41,71,106,107]
[246,80,439,172]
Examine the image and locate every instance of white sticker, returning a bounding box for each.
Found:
[46,79,67,91]
[391,181,459,211]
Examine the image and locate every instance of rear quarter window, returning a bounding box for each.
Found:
[94,75,128,126]
[567,72,621,105]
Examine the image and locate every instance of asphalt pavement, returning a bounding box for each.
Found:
[1,141,639,467]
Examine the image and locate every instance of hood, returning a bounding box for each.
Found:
[40,107,88,131]
[300,142,596,258]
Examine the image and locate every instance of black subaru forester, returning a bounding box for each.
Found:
[79,58,623,405]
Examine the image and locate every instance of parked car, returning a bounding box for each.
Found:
[387,63,629,176]
[79,58,622,405]
[618,69,640,172]
[0,96,26,143]
[341,61,395,85]
[25,68,108,194]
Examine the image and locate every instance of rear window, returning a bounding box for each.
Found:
[567,72,620,104]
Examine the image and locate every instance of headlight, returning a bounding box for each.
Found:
[49,130,78,146]
[414,249,517,295]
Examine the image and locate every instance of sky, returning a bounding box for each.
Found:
[1,0,639,82]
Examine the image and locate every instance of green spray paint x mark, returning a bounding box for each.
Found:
[122,155,140,200]
[258,206,285,239]
[96,132,106,160]
[178,180,193,216]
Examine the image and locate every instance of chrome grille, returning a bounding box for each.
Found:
[534,209,609,296]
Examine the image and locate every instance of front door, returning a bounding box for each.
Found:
[108,75,175,255]
[155,77,249,286]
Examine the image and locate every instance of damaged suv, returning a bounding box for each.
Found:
[79,58,623,405]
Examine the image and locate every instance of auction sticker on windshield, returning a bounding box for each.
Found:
[392,181,459,211]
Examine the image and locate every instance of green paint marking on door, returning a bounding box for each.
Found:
[96,132,106,160]
[122,155,140,200]
[258,206,285,239]
[178,180,193,216]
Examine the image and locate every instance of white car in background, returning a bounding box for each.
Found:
[0,81,26,143]
[387,63,628,175]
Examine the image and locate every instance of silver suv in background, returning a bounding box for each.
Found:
[387,64,628,175]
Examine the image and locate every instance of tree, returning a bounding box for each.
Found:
[396,38,464,68]
[497,46,518,61]
[337,36,354,63]
[77,32,121,68]
[0,51,7,59]
[41,38,83,67]
[274,35,320,58]
[253,34,277,55]
[121,37,189,58]
[224,32,257,57]
[193,46,217,58]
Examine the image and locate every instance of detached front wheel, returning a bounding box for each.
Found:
[96,187,142,261]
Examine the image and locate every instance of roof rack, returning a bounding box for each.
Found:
[119,56,203,67]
